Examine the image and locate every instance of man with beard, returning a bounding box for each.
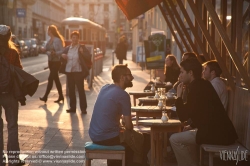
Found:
[89,64,149,166]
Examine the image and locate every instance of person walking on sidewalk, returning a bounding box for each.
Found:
[39,25,65,103]
[61,31,91,114]
[115,35,128,64]
[0,25,25,166]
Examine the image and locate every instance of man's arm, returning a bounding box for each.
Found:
[123,115,133,130]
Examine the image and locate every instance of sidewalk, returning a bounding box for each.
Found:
[3,49,153,166]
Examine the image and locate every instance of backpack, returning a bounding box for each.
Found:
[0,50,12,93]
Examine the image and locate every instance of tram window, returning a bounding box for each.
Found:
[83,29,86,41]
[79,29,82,40]
[87,29,91,41]
[66,29,69,40]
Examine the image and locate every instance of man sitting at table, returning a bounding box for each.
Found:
[172,52,198,91]
[202,60,228,109]
[89,64,149,166]
[169,58,238,166]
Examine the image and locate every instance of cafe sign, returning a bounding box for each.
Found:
[144,34,167,69]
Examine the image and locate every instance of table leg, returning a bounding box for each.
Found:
[159,133,163,166]
[136,113,139,126]
[150,130,155,166]
[133,95,136,106]
[155,132,159,166]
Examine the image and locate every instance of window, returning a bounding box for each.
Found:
[23,27,27,38]
[79,29,82,40]
[83,29,86,41]
[104,4,109,11]
[89,4,94,12]
[104,19,109,30]
[18,27,22,38]
[66,29,69,40]
[74,3,79,13]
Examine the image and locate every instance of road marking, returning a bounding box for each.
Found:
[103,67,109,71]
[39,74,65,86]
[31,69,49,75]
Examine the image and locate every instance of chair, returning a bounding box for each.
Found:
[200,142,250,166]
[84,142,125,166]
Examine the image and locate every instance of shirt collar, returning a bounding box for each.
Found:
[70,43,79,49]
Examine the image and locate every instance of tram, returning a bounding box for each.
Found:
[61,17,106,55]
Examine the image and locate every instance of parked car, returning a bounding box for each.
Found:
[24,38,39,56]
[19,40,29,58]
[38,40,47,53]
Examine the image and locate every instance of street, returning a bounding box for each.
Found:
[2,49,154,166]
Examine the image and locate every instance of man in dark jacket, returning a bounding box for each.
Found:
[169,58,238,166]
[115,35,128,64]
[0,25,25,165]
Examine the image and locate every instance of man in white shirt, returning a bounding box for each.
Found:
[202,60,228,109]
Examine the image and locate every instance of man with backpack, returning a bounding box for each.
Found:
[61,31,92,114]
[0,25,24,165]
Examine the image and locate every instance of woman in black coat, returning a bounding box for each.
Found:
[164,54,180,84]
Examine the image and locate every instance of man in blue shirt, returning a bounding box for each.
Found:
[89,64,148,166]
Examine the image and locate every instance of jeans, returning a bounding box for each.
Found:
[94,135,134,166]
[44,61,63,98]
[0,93,20,165]
[67,72,87,111]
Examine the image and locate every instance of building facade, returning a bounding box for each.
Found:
[63,0,132,48]
[31,0,65,41]
[0,0,65,41]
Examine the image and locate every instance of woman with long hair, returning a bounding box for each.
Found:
[0,25,24,165]
[40,25,65,103]
[164,54,180,84]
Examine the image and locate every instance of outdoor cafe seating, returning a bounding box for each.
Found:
[128,82,181,166]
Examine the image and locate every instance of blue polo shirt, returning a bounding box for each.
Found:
[89,84,131,142]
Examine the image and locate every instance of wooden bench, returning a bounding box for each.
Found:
[84,142,125,166]
[200,142,250,166]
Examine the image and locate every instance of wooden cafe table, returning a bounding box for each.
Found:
[138,96,177,106]
[128,91,154,106]
[131,106,173,125]
[138,119,182,166]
